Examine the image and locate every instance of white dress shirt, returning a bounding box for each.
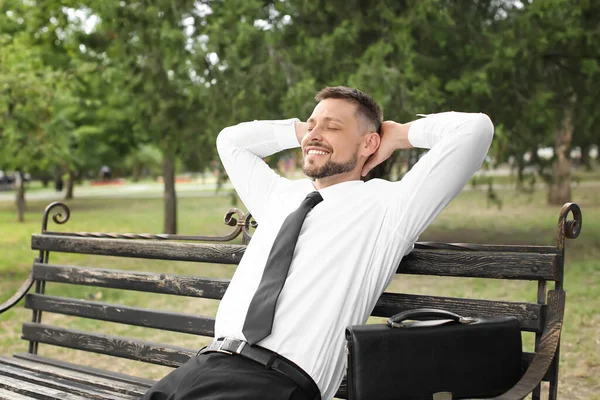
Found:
[214,112,494,399]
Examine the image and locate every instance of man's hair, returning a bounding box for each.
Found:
[315,86,383,134]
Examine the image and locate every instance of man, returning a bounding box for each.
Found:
[142,86,494,400]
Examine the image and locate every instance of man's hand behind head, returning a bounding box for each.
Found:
[361,121,414,177]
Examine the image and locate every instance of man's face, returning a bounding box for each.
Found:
[301,99,365,179]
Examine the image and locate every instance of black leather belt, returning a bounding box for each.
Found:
[198,337,320,400]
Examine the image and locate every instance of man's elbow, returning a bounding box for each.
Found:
[216,126,234,152]
[470,113,495,145]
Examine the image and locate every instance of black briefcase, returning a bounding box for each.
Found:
[345,309,523,400]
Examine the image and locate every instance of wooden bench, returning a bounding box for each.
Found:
[0,201,583,400]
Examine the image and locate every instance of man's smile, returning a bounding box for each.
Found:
[307,149,329,156]
[304,145,331,160]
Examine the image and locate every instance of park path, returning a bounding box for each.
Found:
[0,177,597,203]
[0,181,233,202]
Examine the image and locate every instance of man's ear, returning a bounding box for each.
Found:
[362,132,381,158]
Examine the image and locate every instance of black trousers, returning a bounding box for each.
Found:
[141,352,314,400]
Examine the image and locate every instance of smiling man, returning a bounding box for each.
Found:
[142,86,494,400]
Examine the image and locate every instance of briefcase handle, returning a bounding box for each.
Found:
[387,308,476,328]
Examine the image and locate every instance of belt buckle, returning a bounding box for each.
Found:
[216,339,233,355]
[216,338,247,355]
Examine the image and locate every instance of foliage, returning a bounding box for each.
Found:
[0,32,74,173]
[124,144,163,181]
[2,0,599,219]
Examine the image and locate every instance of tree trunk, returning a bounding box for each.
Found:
[529,146,540,165]
[65,168,75,200]
[15,170,26,223]
[54,165,64,192]
[515,153,525,189]
[132,163,141,182]
[548,109,573,205]
[162,147,177,234]
[580,143,592,171]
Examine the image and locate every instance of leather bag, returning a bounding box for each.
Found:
[345,309,523,400]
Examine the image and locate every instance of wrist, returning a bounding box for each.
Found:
[295,121,308,144]
[386,121,413,150]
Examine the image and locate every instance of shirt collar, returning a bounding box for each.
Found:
[302,179,365,202]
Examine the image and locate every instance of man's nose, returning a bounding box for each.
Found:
[304,125,323,144]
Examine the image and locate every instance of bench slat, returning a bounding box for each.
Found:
[13,353,154,388]
[0,357,146,397]
[414,242,559,254]
[335,379,348,399]
[399,250,558,280]
[31,235,244,264]
[22,323,195,368]
[24,351,555,397]
[30,265,544,331]
[32,263,228,299]
[32,235,560,281]
[0,363,133,400]
[0,372,95,400]
[25,294,215,337]
[0,387,39,400]
[373,292,543,332]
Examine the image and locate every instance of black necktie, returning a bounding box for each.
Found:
[242,191,323,345]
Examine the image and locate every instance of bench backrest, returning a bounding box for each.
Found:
[24,202,582,398]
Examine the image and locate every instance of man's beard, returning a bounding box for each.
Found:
[302,153,358,179]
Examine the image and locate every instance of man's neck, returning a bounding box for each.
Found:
[313,170,362,190]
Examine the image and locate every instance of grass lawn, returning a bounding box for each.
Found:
[0,184,598,399]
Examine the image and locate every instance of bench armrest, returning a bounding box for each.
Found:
[493,290,565,400]
[0,271,34,315]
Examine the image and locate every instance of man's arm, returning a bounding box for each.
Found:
[216,119,301,222]
[361,120,414,177]
[372,112,494,243]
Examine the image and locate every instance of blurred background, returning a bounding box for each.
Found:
[1,1,599,398]
[1,0,599,230]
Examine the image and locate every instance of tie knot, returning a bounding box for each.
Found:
[305,191,323,207]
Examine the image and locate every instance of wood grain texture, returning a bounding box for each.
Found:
[25,294,215,336]
[31,235,561,280]
[414,242,559,254]
[32,263,229,299]
[0,357,146,397]
[21,323,196,368]
[0,373,90,400]
[13,354,154,388]
[0,363,133,400]
[373,292,543,332]
[399,250,559,280]
[31,235,245,264]
[0,387,39,400]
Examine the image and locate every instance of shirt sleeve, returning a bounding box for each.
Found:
[216,119,301,222]
[386,112,494,242]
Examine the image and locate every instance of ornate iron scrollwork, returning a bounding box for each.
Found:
[557,202,582,251]
[0,272,34,315]
[42,202,71,233]
[40,202,256,242]
[559,202,582,239]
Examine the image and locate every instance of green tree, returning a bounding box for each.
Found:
[484,0,600,204]
[74,1,216,233]
[0,7,75,221]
